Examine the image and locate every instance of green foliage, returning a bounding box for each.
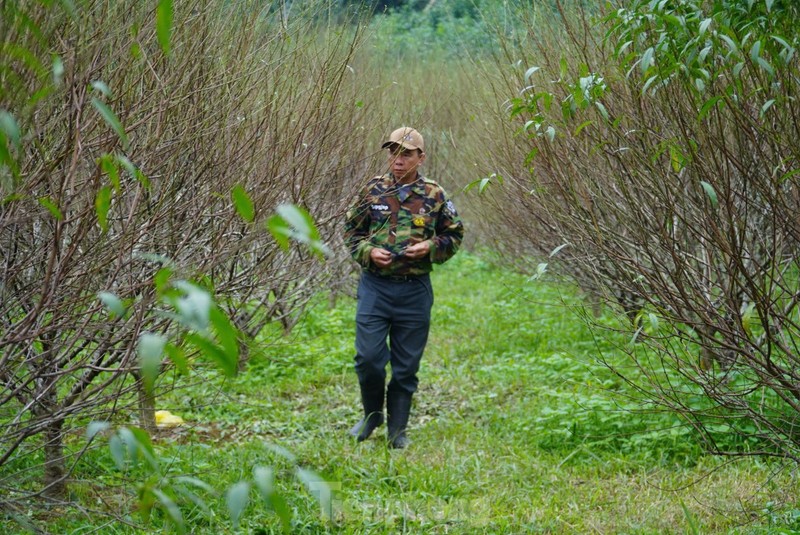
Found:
[91,265,345,533]
[267,203,332,258]
[156,0,173,56]
[606,0,799,98]
[231,184,255,222]
[0,111,21,192]
[368,0,526,60]
[463,172,503,194]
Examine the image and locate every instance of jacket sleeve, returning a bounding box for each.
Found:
[430,190,464,264]
[344,188,374,268]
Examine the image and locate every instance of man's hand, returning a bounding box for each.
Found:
[370,247,393,268]
[403,240,431,260]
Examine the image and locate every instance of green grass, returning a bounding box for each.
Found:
[7,252,800,533]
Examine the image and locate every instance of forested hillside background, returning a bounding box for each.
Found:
[2,0,799,532]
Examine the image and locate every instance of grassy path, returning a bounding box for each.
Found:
[46,253,799,533]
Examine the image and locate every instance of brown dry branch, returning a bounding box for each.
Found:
[467,2,800,460]
[0,0,388,502]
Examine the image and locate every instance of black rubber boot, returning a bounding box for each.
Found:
[348,381,384,441]
[386,388,413,449]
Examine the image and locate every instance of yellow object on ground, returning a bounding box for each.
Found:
[155,410,185,428]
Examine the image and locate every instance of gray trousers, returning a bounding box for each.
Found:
[354,271,434,394]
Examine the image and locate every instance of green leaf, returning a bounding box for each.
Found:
[680,499,700,535]
[52,55,64,86]
[91,98,129,150]
[549,243,569,257]
[117,155,151,188]
[647,313,659,332]
[99,154,121,191]
[152,489,185,534]
[95,185,112,232]
[755,56,775,77]
[253,466,275,501]
[264,443,297,463]
[778,44,795,65]
[138,488,157,523]
[760,99,775,117]
[0,111,21,148]
[154,266,173,294]
[156,0,173,56]
[464,173,503,194]
[98,291,126,318]
[574,120,594,136]
[700,181,718,209]
[254,466,291,532]
[126,427,158,468]
[164,343,189,375]
[641,47,654,75]
[719,34,739,57]
[0,142,18,193]
[210,305,240,365]
[231,184,255,222]
[296,467,334,521]
[172,486,210,516]
[86,421,110,440]
[277,204,314,237]
[29,86,55,109]
[529,262,548,281]
[267,204,331,258]
[116,428,142,468]
[779,169,800,183]
[91,80,112,98]
[186,332,237,377]
[266,214,291,250]
[698,18,712,38]
[594,102,609,121]
[173,281,212,331]
[695,78,705,93]
[226,482,251,530]
[109,435,126,470]
[698,96,724,120]
[669,145,686,172]
[174,476,216,494]
[749,40,762,63]
[58,0,77,19]
[138,333,166,395]
[38,196,63,220]
[741,302,756,337]
[642,75,659,94]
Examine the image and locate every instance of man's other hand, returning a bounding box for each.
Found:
[370,248,393,268]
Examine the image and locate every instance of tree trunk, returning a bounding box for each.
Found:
[42,418,66,500]
[137,376,156,433]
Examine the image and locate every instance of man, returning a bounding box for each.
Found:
[344,126,464,448]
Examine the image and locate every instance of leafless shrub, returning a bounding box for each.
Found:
[0,0,390,503]
[469,0,800,459]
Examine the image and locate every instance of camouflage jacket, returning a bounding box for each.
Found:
[344,173,464,277]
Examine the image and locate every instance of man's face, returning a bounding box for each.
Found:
[387,144,425,182]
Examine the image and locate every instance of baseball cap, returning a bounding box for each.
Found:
[381,127,424,152]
